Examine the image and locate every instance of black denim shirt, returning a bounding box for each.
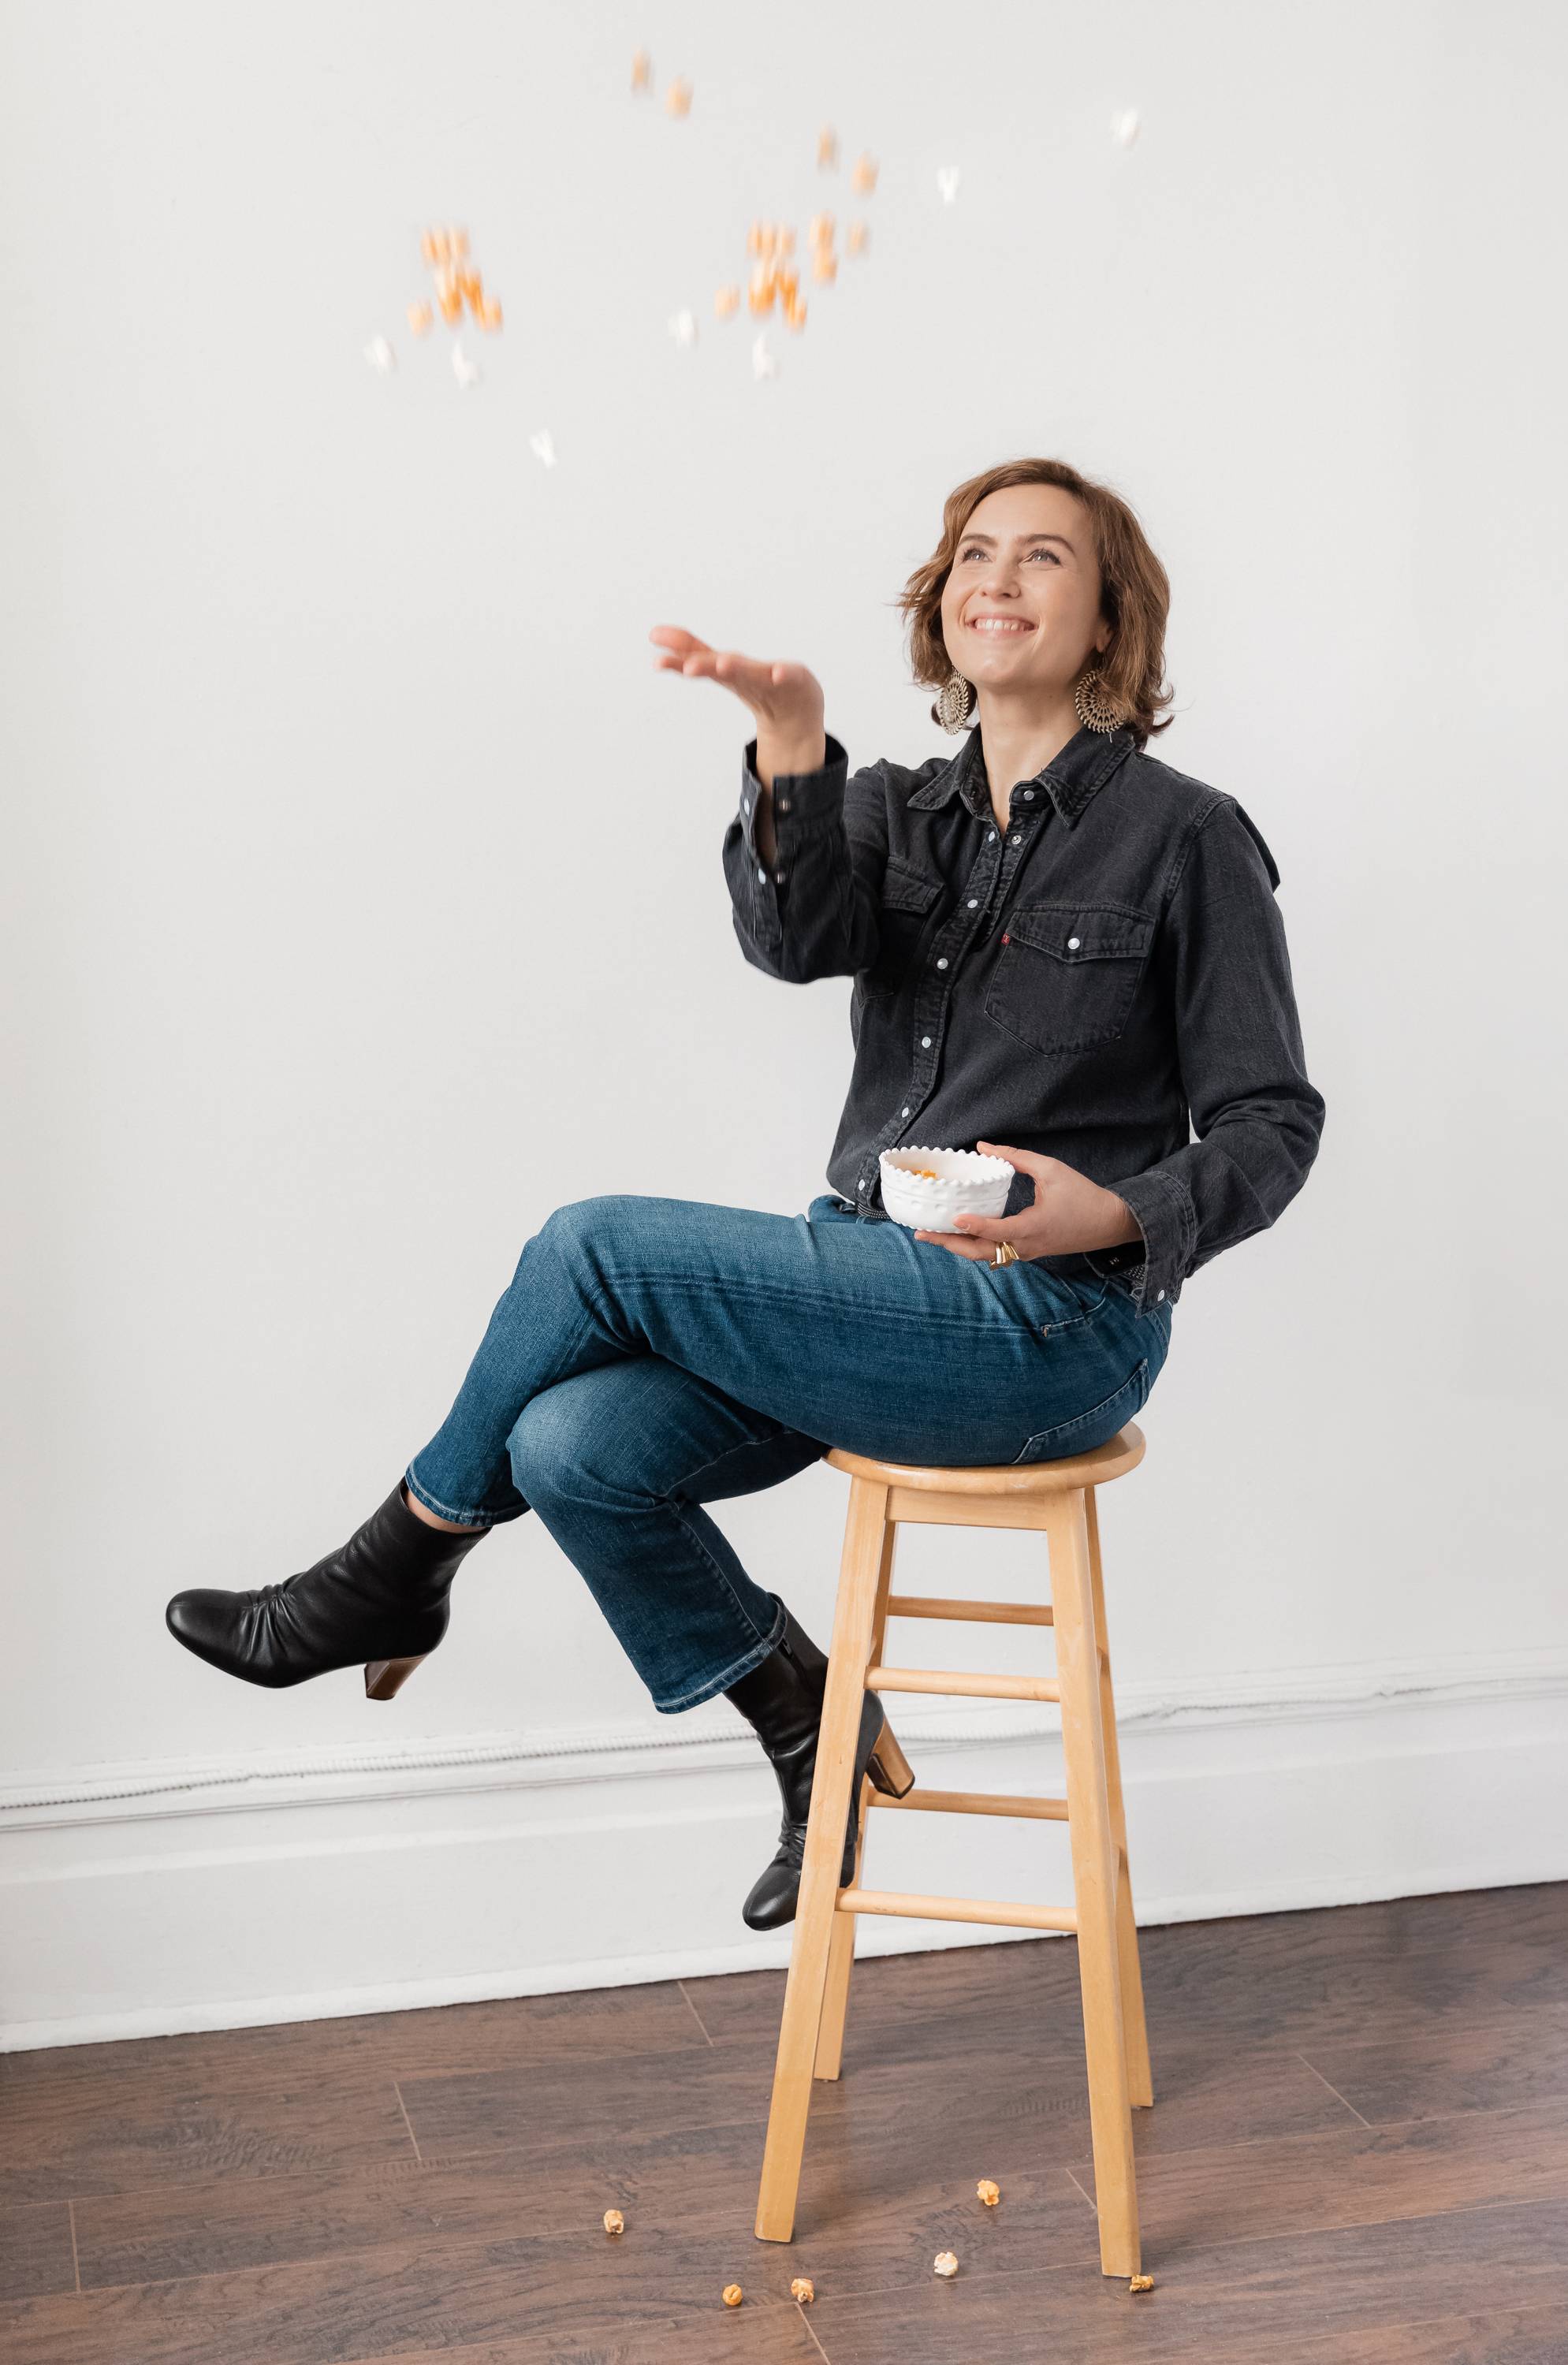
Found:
[722,719,1325,1317]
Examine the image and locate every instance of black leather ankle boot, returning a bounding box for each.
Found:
[165,1482,490,1696]
[725,1602,914,1931]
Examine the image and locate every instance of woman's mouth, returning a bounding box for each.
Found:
[966,617,1034,635]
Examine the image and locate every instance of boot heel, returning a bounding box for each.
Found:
[866,1717,914,1798]
[365,1655,425,1701]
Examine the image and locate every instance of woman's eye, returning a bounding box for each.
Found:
[958,545,1058,563]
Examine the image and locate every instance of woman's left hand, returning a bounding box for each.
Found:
[913,1142,1136,1264]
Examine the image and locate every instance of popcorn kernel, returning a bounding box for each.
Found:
[1130,2273,1155,2292]
[665,77,691,117]
[714,285,740,319]
[851,152,878,194]
[791,2277,815,2304]
[722,2283,743,2307]
[933,2251,959,2278]
[977,2179,1000,2207]
[407,301,434,335]
[602,2209,624,2236]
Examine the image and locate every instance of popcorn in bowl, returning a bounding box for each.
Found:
[879,1146,1014,1234]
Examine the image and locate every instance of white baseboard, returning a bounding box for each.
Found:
[3,1647,1566,2052]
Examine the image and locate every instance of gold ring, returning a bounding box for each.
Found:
[991,1239,1019,1268]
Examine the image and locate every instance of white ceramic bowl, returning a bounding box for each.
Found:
[879,1145,1015,1232]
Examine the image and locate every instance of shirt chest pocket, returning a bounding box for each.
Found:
[862,858,945,998]
[984,900,1155,1054]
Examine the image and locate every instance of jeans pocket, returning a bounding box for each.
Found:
[1012,1357,1153,1465]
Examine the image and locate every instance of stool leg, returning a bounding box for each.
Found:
[1049,1484,1141,2278]
[1086,1484,1153,2110]
[814,1514,899,2080]
[754,1476,890,2243]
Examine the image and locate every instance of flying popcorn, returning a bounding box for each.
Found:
[1114,109,1140,147]
[363,336,395,374]
[751,333,778,379]
[937,166,962,203]
[529,427,557,467]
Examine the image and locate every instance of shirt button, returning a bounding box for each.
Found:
[989,830,996,841]
[967,898,979,910]
[937,957,949,969]
[774,869,785,884]
[778,796,791,810]
[742,796,750,814]
[1156,1289,1165,1301]
[1010,835,1020,844]
[901,1106,911,1117]
[757,866,767,882]
[1067,935,1080,949]
[1022,788,1035,799]
[921,1035,932,1048]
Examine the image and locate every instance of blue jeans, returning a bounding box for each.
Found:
[404,1193,1172,1714]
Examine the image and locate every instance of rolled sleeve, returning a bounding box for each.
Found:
[722,731,885,984]
[1106,799,1326,1314]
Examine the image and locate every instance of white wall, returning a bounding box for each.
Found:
[4,0,1565,2047]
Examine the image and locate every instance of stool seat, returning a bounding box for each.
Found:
[825,1423,1145,1495]
[758,1415,1154,2282]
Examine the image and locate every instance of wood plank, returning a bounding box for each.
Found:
[805,2199,1568,2363]
[1069,2098,1568,2244]
[0,2204,76,2303]
[1298,2013,1568,2125]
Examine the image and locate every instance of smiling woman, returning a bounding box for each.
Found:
[164,455,1324,1946]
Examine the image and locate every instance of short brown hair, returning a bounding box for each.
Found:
[895,457,1175,748]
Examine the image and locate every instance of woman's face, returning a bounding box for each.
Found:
[937,483,1109,703]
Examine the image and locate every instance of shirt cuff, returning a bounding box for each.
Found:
[738,731,847,864]
[1104,1166,1197,1315]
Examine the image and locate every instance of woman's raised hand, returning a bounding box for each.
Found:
[649,627,825,750]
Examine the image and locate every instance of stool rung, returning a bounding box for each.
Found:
[886,1593,1054,1627]
[867,1665,1061,1704]
[836,1886,1078,1935]
[867,1786,1067,1823]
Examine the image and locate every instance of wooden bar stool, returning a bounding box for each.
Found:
[754,1423,1151,2278]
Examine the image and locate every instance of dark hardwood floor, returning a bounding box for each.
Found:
[2,1883,1565,2363]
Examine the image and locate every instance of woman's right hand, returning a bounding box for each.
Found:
[648,627,825,762]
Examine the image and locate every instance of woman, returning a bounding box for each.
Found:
[165,457,1325,1931]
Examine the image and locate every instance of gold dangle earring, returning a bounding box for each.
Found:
[934,669,976,734]
[1073,665,1123,735]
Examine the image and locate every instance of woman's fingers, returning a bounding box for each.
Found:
[650,631,822,737]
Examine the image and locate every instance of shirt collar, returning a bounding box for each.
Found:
[907,721,1137,826]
